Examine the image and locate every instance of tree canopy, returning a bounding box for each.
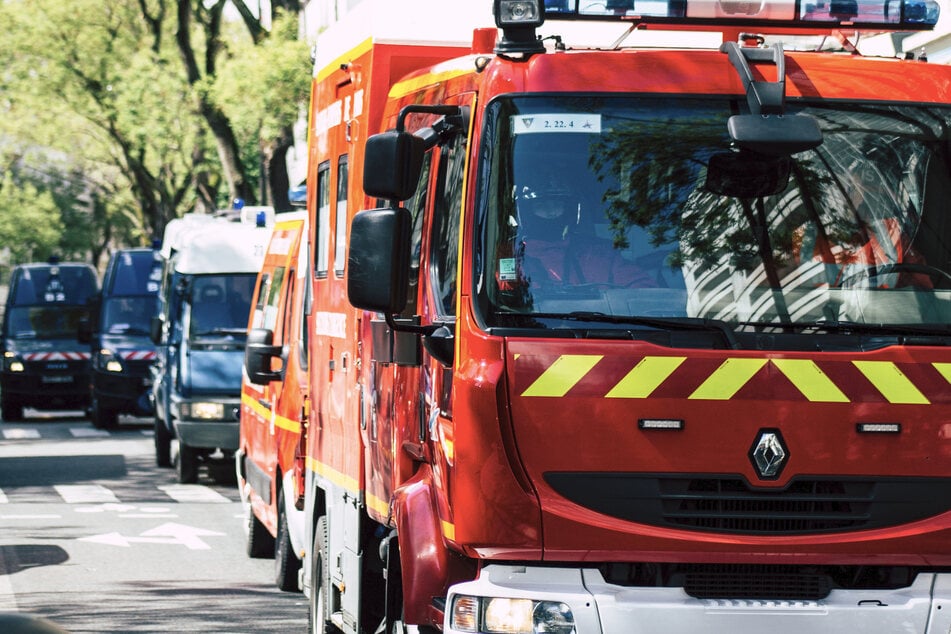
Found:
[0,0,311,272]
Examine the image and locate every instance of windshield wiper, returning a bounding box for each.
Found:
[737,320,951,337]
[192,327,247,337]
[511,311,741,349]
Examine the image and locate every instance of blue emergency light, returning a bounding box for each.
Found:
[495,0,939,53]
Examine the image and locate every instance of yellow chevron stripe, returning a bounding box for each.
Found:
[854,361,929,404]
[522,355,602,397]
[689,358,768,400]
[771,359,850,403]
[933,362,951,385]
[606,356,686,398]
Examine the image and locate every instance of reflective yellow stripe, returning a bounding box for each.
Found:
[241,392,270,419]
[442,520,455,541]
[274,414,301,434]
[771,359,850,403]
[522,355,602,397]
[854,361,929,404]
[689,358,768,400]
[606,356,686,398]
[306,456,360,492]
[367,493,389,518]
[389,67,472,100]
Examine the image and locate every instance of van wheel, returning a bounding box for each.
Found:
[308,516,334,634]
[177,443,199,483]
[246,502,275,558]
[1,397,23,423]
[275,488,302,591]
[90,398,119,430]
[154,417,172,467]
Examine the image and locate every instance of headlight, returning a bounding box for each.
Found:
[181,402,225,420]
[451,596,575,634]
[4,351,24,372]
[97,349,124,373]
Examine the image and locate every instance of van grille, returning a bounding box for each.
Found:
[544,473,951,535]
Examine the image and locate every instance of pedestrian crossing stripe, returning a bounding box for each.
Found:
[0,484,232,504]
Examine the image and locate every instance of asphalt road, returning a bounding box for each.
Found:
[0,410,307,633]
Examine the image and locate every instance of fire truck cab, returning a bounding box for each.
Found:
[303,1,951,633]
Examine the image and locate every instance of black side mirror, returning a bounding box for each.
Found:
[245,328,284,385]
[347,207,411,314]
[363,131,426,201]
[150,316,163,345]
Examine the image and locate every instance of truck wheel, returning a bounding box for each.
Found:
[308,516,333,634]
[1,397,23,423]
[154,417,172,467]
[177,443,199,483]
[90,398,119,430]
[275,488,302,591]
[246,502,275,558]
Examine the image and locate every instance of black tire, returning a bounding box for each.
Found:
[275,488,302,591]
[90,398,119,430]
[247,501,275,559]
[177,442,199,484]
[307,516,334,634]
[154,417,172,467]
[1,397,23,423]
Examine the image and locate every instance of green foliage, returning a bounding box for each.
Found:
[0,174,64,264]
[212,11,311,146]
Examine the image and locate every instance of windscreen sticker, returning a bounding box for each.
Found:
[511,114,601,135]
[499,257,517,281]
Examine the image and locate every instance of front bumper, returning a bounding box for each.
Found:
[91,370,153,414]
[173,420,239,450]
[444,565,951,634]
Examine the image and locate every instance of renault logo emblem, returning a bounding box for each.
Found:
[749,429,788,480]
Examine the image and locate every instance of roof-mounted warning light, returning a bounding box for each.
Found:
[494,0,546,55]
[542,0,939,31]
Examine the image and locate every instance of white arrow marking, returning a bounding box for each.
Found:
[79,522,226,550]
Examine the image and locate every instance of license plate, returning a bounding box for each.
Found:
[41,375,73,384]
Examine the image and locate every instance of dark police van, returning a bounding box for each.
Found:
[1,260,100,421]
[81,248,162,429]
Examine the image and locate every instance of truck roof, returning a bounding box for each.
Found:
[163,216,272,275]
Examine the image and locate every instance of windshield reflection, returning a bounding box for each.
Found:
[479,97,951,339]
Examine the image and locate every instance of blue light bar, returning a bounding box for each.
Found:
[543,0,939,30]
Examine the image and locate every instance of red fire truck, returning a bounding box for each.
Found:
[302,0,951,632]
[238,210,310,591]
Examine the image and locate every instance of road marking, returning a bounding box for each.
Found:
[69,428,111,438]
[159,485,231,503]
[0,514,61,520]
[0,489,6,504]
[79,522,226,550]
[1,429,40,440]
[54,485,119,504]
[0,547,17,612]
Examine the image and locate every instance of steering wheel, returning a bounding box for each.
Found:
[838,263,951,289]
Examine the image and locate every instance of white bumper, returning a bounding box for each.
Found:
[444,565,951,634]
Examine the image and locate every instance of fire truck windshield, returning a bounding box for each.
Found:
[479,96,951,344]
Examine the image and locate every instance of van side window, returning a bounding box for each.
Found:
[430,134,465,317]
[251,274,270,329]
[265,267,286,332]
[315,162,330,278]
[402,151,433,316]
[335,156,349,277]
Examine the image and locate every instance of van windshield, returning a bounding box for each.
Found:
[4,306,89,340]
[102,296,158,336]
[187,274,255,338]
[478,96,951,342]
